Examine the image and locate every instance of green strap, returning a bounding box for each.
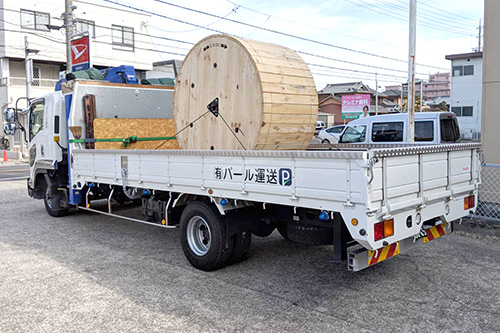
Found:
[69,135,176,148]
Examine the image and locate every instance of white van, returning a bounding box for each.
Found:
[339,112,460,144]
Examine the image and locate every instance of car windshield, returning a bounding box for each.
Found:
[340,125,366,143]
[326,126,344,134]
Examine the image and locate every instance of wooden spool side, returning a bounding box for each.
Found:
[236,38,317,150]
[173,35,317,150]
[173,35,263,150]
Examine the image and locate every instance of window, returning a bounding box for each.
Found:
[29,101,45,141]
[372,122,403,142]
[452,65,474,76]
[451,106,473,117]
[31,66,41,86]
[463,65,474,76]
[112,25,134,51]
[75,19,95,37]
[440,117,460,142]
[415,121,434,142]
[21,9,49,31]
[340,125,366,143]
[462,106,473,116]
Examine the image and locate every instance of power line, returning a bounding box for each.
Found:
[404,0,480,24]
[224,0,405,51]
[101,0,447,71]
[344,0,474,36]
[372,0,476,32]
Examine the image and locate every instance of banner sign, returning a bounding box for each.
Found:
[71,34,90,72]
[341,94,370,119]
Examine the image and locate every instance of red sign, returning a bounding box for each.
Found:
[71,35,90,71]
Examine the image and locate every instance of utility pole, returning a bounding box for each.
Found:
[375,73,378,116]
[401,83,404,110]
[23,37,39,157]
[407,0,416,143]
[420,80,423,111]
[65,0,73,73]
[477,19,482,52]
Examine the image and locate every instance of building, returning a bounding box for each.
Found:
[482,0,499,164]
[424,72,450,102]
[385,72,451,107]
[318,81,395,125]
[445,52,483,140]
[0,0,157,153]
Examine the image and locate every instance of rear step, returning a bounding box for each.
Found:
[348,222,452,272]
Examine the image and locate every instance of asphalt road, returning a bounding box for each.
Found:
[0,163,29,181]
[0,180,499,332]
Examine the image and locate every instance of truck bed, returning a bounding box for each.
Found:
[70,142,481,250]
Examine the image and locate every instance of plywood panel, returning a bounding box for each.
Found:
[93,118,180,150]
[173,34,317,150]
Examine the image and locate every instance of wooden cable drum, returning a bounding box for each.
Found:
[173,34,318,150]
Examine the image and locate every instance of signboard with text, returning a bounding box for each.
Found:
[341,94,370,119]
[71,33,91,72]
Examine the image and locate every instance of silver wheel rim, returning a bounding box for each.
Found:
[186,216,211,256]
[45,188,52,209]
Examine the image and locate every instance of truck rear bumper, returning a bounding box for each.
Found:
[348,221,453,271]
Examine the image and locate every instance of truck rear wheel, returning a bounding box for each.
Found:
[44,186,69,217]
[180,201,234,271]
[229,232,252,264]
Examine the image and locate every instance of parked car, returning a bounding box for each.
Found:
[339,112,460,144]
[315,120,326,134]
[317,125,346,144]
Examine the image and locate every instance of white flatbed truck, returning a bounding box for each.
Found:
[18,80,481,272]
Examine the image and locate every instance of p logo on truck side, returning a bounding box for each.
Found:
[279,168,292,186]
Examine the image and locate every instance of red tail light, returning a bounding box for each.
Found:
[374,222,384,241]
[464,195,475,210]
[469,195,475,208]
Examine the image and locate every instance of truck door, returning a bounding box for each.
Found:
[28,99,48,168]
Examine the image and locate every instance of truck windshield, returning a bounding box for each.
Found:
[341,125,366,143]
[29,101,44,141]
[440,117,460,142]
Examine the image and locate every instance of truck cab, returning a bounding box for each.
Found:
[27,91,69,214]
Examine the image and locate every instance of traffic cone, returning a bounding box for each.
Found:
[3,150,8,162]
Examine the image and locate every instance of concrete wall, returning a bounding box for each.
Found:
[450,57,483,140]
[482,0,500,164]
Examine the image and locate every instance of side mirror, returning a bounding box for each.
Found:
[4,122,16,135]
[4,108,15,123]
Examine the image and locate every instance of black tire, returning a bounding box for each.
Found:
[180,201,234,271]
[44,186,69,217]
[229,232,252,264]
[277,224,290,241]
[251,220,275,237]
[321,139,331,144]
[278,221,333,245]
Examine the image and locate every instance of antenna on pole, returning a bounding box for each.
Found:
[407,0,416,143]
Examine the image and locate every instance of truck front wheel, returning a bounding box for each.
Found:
[180,202,234,271]
[44,186,69,217]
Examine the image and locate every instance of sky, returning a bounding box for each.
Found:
[98,0,484,91]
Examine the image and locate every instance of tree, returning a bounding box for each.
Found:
[439,101,449,111]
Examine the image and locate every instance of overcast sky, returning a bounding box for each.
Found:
[100,0,484,91]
